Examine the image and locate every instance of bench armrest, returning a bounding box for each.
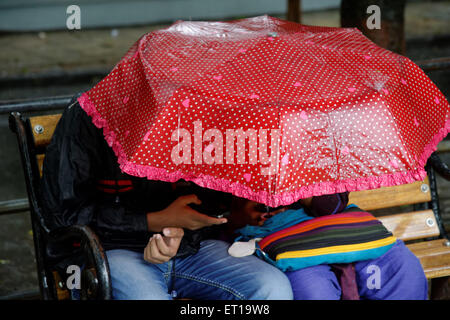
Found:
[428,152,450,181]
[49,225,112,300]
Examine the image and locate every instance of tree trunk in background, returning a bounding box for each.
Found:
[340,0,406,55]
[287,0,301,23]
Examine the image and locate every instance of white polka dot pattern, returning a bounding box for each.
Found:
[77,15,450,207]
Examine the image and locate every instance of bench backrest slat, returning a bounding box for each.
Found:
[348,179,431,211]
[29,114,62,149]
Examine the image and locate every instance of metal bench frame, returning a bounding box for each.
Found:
[9,111,112,300]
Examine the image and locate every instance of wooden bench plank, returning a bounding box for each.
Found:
[378,210,440,241]
[29,114,62,148]
[349,178,431,211]
[407,239,450,279]
[37,154,45,177]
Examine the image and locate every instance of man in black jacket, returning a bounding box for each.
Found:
[40,96,293,300]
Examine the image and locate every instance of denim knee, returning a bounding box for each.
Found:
[248,265,293,300]
[106,249,172,300]
[181,240,294,300]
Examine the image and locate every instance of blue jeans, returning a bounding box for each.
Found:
[106,239,293,300]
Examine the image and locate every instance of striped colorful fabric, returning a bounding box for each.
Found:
[257,211,397,271]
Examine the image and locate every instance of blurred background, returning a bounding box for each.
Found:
[0,0,449,299]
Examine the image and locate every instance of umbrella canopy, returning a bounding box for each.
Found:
[78,15,450,207]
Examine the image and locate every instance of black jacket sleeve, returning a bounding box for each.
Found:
[40,98,149,237]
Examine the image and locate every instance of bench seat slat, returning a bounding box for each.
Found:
[406,239,450,279]
[378,210,440,241]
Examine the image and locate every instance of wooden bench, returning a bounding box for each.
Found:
[349,174,450,298]
[10,111,450,299]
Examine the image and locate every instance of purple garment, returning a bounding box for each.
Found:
[330,264,360,300]
[285,240,428,300]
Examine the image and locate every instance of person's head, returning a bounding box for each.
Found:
[229,192,350,228]
[229,197,288,227]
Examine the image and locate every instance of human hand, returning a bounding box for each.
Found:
[155,194,228,231]
[143,227,184,264]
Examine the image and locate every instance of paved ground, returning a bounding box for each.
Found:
[0,1,449,299]
[1,2,450,78]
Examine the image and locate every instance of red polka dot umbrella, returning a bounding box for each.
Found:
[78,15,450,207]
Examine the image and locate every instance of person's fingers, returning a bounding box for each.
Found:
[179,194,201,206]
[196,213,228,225]
[146,238,164,264]
[148,236,171,263]
[187,212,227,229]
[154,233,178,257]
[161,228,184,256]
[206,216,228,225]
[162,227,184,238]
[144,238,164,264]
[143,239,152,261]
